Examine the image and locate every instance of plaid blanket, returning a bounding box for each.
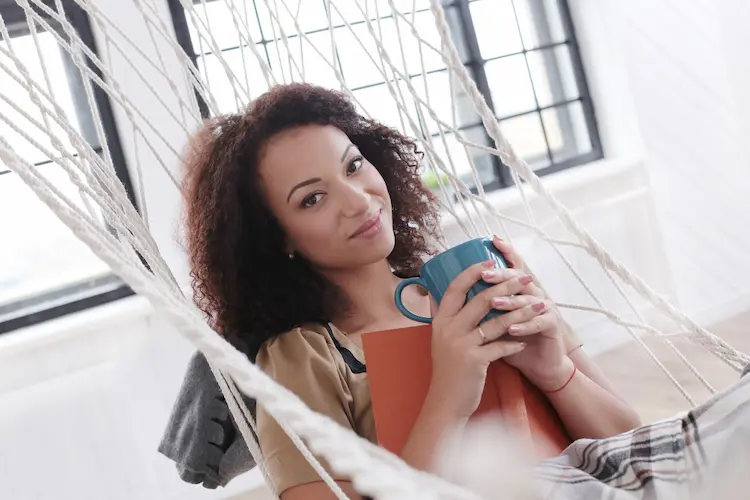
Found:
[534,366,750,499]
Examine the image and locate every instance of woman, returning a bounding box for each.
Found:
[179,83,641,499]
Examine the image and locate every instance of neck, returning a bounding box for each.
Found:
[324,259,402,332]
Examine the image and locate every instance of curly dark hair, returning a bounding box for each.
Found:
[182,83,441,355]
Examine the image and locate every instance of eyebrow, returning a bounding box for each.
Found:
[340,143,355,162]
[287,177,322,203]
[286,144,355,203]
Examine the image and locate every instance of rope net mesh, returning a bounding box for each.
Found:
[0,0,747,498]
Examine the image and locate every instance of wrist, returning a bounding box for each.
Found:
[422,385,470,427]
[527,356,576,393]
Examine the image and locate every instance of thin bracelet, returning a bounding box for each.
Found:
[544,365,577,394]
[566,343,584,355]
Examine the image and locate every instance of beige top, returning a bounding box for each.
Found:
[255,321,583,494]
[256,323,375,494]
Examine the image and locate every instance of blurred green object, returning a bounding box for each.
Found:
[422,170,449,189]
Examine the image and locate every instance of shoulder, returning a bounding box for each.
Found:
[256,323,340,379]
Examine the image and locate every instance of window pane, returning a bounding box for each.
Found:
[187,0,264,53]
[353,82,414,132]
[0,170,110,309]
[424,126,496,190]
[484,54,536,117]
[409,70,479,136]
[395,9,446,74]
[0,32,80,166]
[470,0,523,60]
[499,112,550,169]
[252,0,333,41]
[332,0,432,26]
[335,23,389,89]
[265,31,342,88]
[198,46,271,113]
[526,44,578,107]
[513,0,567,49]
[541,100,592,163]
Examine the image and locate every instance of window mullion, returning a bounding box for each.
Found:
[453,0,508,189]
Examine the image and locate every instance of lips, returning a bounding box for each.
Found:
[350,209,383,239]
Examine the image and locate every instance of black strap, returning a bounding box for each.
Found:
[325,323,367,374]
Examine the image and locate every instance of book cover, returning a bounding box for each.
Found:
[362,324,571,458]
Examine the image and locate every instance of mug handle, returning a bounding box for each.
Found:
[394,277,432,323]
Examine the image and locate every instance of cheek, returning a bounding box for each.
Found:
[284,211,339,258]
[368,165,391,200]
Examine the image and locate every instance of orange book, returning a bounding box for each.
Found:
[362,324,571,458]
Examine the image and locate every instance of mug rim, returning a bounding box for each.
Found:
[422,236,493,272]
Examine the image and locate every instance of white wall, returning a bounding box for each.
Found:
[2,0,750,499]
[573,0,750,323]
[0,297,267,500]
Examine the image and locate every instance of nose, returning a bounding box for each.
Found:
[339,180,370,218]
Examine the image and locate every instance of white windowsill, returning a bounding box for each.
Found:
[0,292,153,356]
[440,155,645,234]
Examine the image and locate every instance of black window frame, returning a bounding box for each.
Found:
[0,0,136,334]
[169,0,602,194]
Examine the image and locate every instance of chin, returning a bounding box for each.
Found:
[365,226,396,258]
[350,224,395,265]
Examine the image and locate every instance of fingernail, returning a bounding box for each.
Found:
[519,274,534,285]
[508,325,520,334]
[492,296,509,307]
[532,302,546,312]
[513,342,526,351]
[481,270,497,281]
[482,259,495,269]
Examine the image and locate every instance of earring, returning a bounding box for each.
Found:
[288,252,294,260]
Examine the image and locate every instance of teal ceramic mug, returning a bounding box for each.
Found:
[394,236,510,323]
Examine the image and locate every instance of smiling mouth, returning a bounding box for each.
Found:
[350,209,383,239]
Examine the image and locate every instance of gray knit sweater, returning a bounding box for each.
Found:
[158,349,255,489]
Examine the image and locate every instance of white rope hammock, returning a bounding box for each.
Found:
[0,0,748,498]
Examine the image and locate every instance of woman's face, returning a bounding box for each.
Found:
[258,124,395,271]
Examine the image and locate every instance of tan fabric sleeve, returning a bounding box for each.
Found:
[256,327,354,495]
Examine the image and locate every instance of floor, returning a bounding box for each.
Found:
[595,309,750,423]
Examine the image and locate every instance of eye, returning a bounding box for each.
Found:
[346,156,364,175]
[301,192,324,208]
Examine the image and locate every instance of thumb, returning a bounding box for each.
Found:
[429,295,439,317]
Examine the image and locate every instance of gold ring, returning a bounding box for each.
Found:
[477,325,488,344]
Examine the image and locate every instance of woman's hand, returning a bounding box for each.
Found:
[487,235,574,391]
[480,286,572,392]
[427,260,536,420]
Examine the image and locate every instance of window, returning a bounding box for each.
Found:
[170,0,600,191]
[0,0,135,333]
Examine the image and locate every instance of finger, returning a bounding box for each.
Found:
[492,235,523,269]
[475,297,544,342]
[428,295,439,318]
[454,275,533,329]
[478,339,526,362]
[507,311,558,337]
[524,282,546,299]
[484,260,544,298]
[485,294,536,312]
[479,267,526,285]
[435,260,496,320]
